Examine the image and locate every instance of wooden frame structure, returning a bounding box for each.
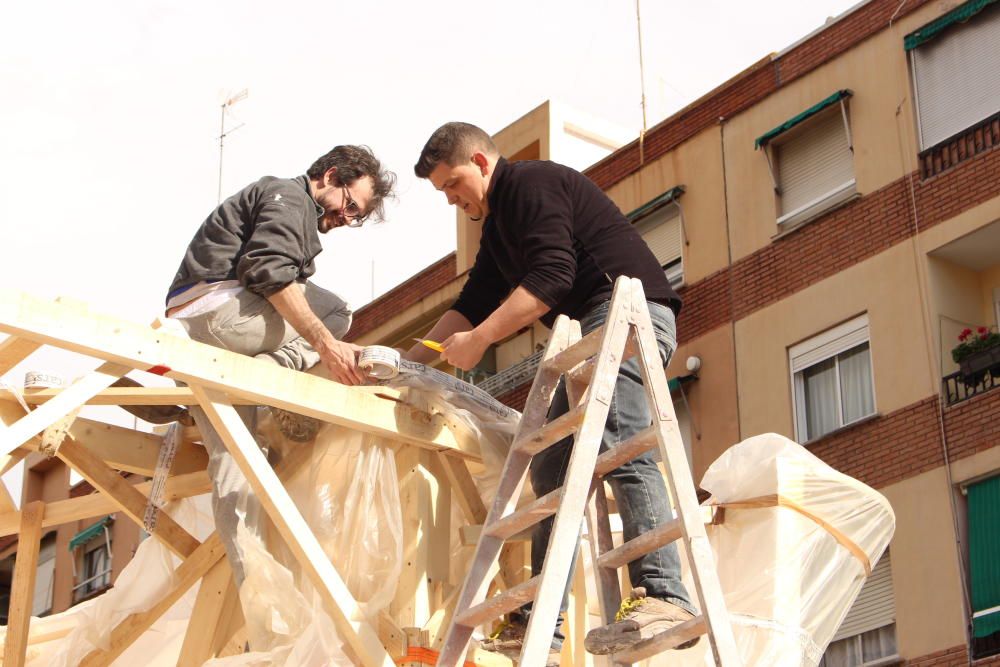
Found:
[0,290,535,666]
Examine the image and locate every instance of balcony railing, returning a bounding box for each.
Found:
[943,369,999,406]
[476,349,544,398]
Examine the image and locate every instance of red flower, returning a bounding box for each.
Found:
[978,326,989,337]
[959,328,973,342]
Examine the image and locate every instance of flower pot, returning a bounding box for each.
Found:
[959,346,1000,387]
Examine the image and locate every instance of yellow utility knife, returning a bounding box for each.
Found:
[412,338,445,353]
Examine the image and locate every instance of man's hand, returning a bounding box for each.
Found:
[441,330,490,371]
[319,340,367,386]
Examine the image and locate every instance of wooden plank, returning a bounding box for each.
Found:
[176,556,234,667]
[0,471,210,537]
[0,362,129,458]
[208,576,245,658]
[190,385,393,667]
[0,290,480,458]
[3,501,44,667]
[454,575,541,628]
[55,437,201,559]
[0,481,16,514]
[78,533,225,667]
[0,336,40,375]
[12,386,252,406]
[62,415,208,476]
[596,518,683,570]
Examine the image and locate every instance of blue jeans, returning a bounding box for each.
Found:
[513,300,694,647]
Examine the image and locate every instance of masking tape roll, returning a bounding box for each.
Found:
[359,346,401,380]
[24,371,64,390]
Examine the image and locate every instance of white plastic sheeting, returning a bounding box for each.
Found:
[653,432,895,667]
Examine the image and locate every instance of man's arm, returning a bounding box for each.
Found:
[402,310,474,364]
[267,283,366,385]
[440,287,550,371]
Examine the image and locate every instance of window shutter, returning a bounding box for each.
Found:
[968,475,1000,638]
[637,207,681,267]
[790,315,870,373]
[777,109,854,216]
[833,552,896,641]
[912,3,1000,149]
[32,536,57,616]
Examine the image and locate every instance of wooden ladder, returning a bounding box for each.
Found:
[436,277,740,667]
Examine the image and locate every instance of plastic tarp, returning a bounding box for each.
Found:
[654,432,895,666]
[2,370,518,666]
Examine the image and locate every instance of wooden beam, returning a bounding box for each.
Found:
[176,556,235,667]
[207,571,245,658]
[0,290,481,458]
[3,501,44,667]
[55,437,200,559]
[0,362,129,458]
[0,336,40,375]
[0,471,210,537]
[11,386,252,406]
[77,533,225,667]
[190,385,393,667]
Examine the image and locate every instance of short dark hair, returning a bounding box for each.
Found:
[414,122,498,179]
[307,145,396,223]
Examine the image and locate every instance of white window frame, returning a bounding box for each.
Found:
[73,525,112,600]
[635,202,684,288]
[789,314,877,443]
[822,553,899,666]
[770,103,856,230]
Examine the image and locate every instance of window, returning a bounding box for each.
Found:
[820,552,898,667]
[790,314,876,442]
[968,475,1000,659]
[909,0,1000,150]
[635,203,684,289]
[33,534,56,617]
[75,539,112,600]
[772,105,856,228]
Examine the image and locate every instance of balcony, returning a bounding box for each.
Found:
[943,368,999,407]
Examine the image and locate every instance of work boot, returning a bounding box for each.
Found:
[480,618,562,666]
[112,377,193,425]
[584,587,700,655]
[270,407,321,442]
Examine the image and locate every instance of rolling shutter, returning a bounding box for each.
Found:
[911,2,1000,148]
[833,551,896,641]
[637,206,681,268]
[777,108,854,216]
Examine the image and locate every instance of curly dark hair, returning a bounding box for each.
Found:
[413,122,498,179]
[307,145,396,223]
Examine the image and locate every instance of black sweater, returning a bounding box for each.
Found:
[452,158,681,329]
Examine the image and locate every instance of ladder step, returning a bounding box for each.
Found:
[613,616,708,663]
[593,426,658,477]
[513,405,585,455]
[486,488,564,540]
[454,575,541,629]
[544,327,604,373]
[597,518,683,570]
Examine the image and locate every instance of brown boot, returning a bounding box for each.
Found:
[270,407,321,442]
[584,587,700,655]
[480,618,561,666]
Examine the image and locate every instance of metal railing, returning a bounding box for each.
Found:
[943,369,999,406]
[476,349,545,397]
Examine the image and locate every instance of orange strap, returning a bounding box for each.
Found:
[395,647,477,667]
[711,493,872,576]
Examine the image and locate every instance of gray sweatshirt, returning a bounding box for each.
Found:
[167,175,324,303]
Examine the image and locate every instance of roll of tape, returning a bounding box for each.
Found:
[24,371,64,390]
[359,346,401,380]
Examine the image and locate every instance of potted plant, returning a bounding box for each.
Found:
[952,326,1000,387]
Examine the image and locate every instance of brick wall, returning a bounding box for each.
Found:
[583,0,936,192]
[906,644,1000,665]
[808,397,944,489]
[344,253,457,342]
[944,386,1000,463]
[496,383,531,412]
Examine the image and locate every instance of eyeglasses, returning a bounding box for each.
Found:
[340,184,369,228]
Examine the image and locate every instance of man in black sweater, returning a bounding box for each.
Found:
[409,123,698,662]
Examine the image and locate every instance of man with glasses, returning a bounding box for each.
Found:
[159,145,394,589]
[166,144,394,386]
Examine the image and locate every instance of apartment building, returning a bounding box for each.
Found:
[347,0,1000,663]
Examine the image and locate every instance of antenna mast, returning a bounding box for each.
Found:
[217,89,248,204]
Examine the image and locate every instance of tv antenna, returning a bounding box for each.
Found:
[217,89,248,203]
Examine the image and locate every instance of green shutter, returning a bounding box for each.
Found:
[68,516,112,551]
[754,90,852,149]
[904,0,999,50]
[626,186,685,222]
[969,475,1000,638]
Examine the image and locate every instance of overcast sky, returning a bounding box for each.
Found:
[0,0,862,500]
